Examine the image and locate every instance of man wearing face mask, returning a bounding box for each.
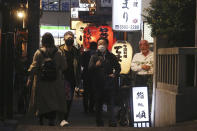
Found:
[59,31,81,127]
[89,37,121,127]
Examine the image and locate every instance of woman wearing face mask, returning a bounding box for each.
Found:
[88,37,121,127]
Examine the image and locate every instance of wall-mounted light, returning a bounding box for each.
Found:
[16,4,27,29]
[17,10,25,19]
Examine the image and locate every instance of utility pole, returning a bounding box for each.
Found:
[195,0,197,87]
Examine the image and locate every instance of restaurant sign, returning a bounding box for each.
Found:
[132,86,150,127]
[112,0,141,31]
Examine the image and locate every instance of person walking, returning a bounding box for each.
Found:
[89,37,121,127]
[59,31,81,126]
[26,32,68,126]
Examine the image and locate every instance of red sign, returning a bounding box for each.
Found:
[83,25,115,51]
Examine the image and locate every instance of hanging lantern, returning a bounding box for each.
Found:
[76,21,89,46]
[83,25,115,51]
[111,40,133,74]
[83,25,99,50]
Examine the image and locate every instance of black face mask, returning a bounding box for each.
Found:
[65,38,74,46]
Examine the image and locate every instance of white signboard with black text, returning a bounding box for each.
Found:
[132,86,150,127]
[71,8,79,18]
[112,0,141,31]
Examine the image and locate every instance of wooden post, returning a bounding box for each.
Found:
[124,32,127,41]
[27,0,40,65]
[195,0,197,87]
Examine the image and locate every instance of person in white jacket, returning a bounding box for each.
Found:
[131,40,153,77]
[131,40,153,110]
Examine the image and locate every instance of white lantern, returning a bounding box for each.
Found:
[76,21,89,45]
[111,40,133,74]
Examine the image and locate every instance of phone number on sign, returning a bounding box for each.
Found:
[118,25,140,30]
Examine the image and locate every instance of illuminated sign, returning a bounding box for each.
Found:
[112,0,142,31]
[71,7,89,19]
[71,8,79,18]
[40,25,75,46]
[42,0,79,11]
[40,25,71,37]
[132,87,150,127]
[111,40,133,74]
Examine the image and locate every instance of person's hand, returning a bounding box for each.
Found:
[109,73,115,78]
[96,60,102,66]
[141,65,150,71]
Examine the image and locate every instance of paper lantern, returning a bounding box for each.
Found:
[111,40,133,74]
[76,21,89,45]
[83,26,99,49]
[83,25,115,51]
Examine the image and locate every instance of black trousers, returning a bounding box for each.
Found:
[94,88,117,124]
[83,80,95,113]
[64,85,75,121]
[135,74,152,87]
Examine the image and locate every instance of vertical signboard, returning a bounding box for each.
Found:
[71,8,79,18]
[112,0,142,31]
[132,86,150,127]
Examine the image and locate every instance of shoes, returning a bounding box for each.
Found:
[60,120,70,127]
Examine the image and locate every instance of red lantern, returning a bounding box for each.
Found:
[83,26,99,50]
[83,25,115,51]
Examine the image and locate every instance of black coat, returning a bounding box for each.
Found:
[88,50,121,90]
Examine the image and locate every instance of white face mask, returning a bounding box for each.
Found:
[98,45,106,53]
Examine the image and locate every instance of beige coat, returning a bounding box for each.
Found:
[28,47,67,116]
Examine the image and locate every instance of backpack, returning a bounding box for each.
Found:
[39,49,58,81]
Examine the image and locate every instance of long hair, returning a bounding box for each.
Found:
[41,32,55,48]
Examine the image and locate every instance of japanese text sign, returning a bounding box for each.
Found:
[132,87,149,123]
[111,41,133,74]
[112,0,142,31]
